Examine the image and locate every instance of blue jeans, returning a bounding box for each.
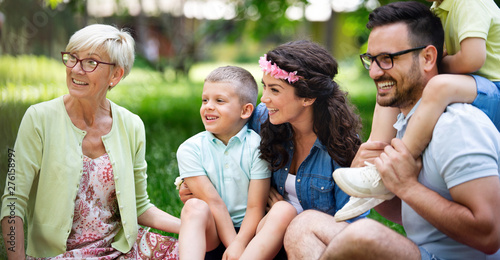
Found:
[419,246,445,260]
[471,75,500,131]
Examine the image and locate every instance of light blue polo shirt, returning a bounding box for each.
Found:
[177,125,271,227]
[395,100,500,260]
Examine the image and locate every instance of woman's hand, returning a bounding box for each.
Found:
[179,182,195,204]
[267,187,284,211]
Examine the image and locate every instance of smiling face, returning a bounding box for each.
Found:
[65,48,122,103]
[260,73,313,127]
[200,81,250,144]
[367,23,426,113]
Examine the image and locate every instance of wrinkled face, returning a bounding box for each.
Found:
[367,23,426,112]
[260,73,309,126]
[200,81,246,144]
[65,48,118,102]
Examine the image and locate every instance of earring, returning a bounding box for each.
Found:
[110,83,113,86]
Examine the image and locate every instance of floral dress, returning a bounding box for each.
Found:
[27,154,179,259]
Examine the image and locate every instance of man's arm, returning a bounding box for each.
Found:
[184,176,237,247]
[376,139,500,254]
[350,141,389,168]
[223,178,270,259]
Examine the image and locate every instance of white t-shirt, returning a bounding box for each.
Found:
[283,173,304,214]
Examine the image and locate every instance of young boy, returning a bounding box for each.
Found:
[333,0,500,220]
[176,66,271,259]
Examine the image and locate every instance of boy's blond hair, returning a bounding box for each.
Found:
[205,66,258,107]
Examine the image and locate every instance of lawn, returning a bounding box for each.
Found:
[0,55,402,256]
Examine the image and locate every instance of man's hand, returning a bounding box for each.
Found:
[351,141,389,167]
[179,182,195,204]
[375,138,422,196]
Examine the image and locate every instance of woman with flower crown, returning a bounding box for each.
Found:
[180,40,368,259]
[245,40,369,259]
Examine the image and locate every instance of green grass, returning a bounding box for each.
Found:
[0,55,402,257]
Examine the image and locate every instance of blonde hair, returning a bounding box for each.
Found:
[65,24,135,78]
[205,66,258,107]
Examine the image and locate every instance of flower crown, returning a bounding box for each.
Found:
[259,54,301,83]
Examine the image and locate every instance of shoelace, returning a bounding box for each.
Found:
[362,161,381,187]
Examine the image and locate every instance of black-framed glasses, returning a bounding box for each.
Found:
[61,52,115,72]
[360,46,427,70]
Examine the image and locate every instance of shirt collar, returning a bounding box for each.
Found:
[393,99,422,132]
[207,124,249,144]
[285,137,326,154]
[313,138,327,152]
[431,0,451,14]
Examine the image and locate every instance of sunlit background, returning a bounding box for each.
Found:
[0,0,389,71]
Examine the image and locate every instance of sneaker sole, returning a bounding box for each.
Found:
[333,169,395,200]
[334,198,385,222]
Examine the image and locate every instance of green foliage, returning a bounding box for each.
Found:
[233,0,307,41]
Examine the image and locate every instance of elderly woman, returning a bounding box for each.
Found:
[1,24,180,259]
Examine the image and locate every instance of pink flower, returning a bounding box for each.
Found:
[259,54,301,83]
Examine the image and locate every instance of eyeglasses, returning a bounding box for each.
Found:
[61,52,115,72]
[360,46,427,70]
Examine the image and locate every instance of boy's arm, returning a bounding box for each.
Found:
[183,176,237,247]
[402,74,477,159]
[441,37,486,74]
[224,178,271,259]
[367,103,398,143]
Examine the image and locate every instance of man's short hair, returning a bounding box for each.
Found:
[367,1,444,66]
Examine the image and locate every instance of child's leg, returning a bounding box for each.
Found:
[402,74,477,159]
[368,103,399,143]
[239,201,297,260]
[470,76,500,131]
[332,75,476,203]
[179,198,221,260]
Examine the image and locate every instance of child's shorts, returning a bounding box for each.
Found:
[418,246,445,260]
[471,74,500,131]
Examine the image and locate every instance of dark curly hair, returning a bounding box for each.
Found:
[259,40,362,170]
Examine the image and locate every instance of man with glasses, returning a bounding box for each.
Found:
[283,2,500,259]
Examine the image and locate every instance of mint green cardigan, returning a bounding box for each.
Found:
[0,96,154,257]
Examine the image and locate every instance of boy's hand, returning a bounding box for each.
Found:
[178,182,195,204]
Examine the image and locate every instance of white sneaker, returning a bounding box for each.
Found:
[333,162,395,200]
[334,197,385,222]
